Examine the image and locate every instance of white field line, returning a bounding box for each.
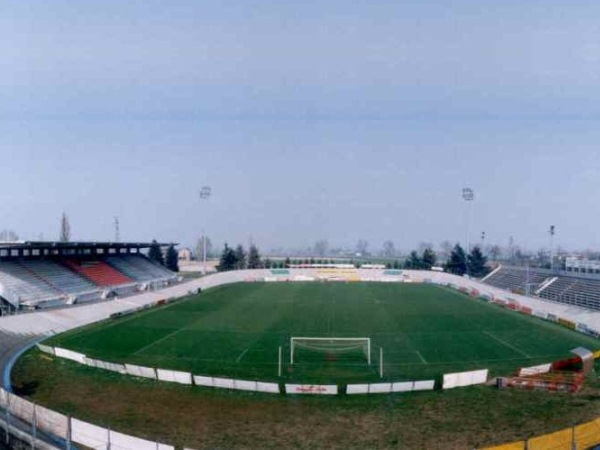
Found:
[133,328,184,355]
[483,331,532,358]
[415,350,428,364]
[236,348,249,363]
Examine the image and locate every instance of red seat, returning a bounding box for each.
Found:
[64,259,132,287]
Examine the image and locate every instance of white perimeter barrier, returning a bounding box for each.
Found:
[192,376,279,393]
[125,364,157,380]
[285,384,338,395]
[346,384,369,394]
[347,380,434,394]
[392,381,414,392]
[71,417,110,449]
[368,383,392,394]
[36,343,55,355]
[256,382,280,393]
[109,430,174,450]
[0,387,174,450]
[85,357,127,374]
[212,377,235,389]
[412,380,435,391]
[193,375,214,387]
[518,363,552,377]
[54,347,86,365]
[35,403,69,439]
[156,369,193,385]
[8,392,35,423]
[443,369,489,389]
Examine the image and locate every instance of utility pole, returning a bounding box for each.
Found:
[462,188,474,277]
[200,186,212,275]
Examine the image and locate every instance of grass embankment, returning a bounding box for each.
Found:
[12,350,600,449]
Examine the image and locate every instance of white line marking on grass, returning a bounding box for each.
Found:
[483,331,531,358]
[236,348,249,363]
[133,328,184,355]
[415,350,428,364]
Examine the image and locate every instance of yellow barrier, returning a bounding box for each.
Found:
[575,418,600,449]
[483,417,600,449]
[481,441,525,450]
[527,428,572,449]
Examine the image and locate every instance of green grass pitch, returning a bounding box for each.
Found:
[47,282,600,384]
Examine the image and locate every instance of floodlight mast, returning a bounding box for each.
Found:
[549,225,556,272]
[462,188,474,277]
[200,186,212,275]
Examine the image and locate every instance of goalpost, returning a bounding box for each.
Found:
[290,337,371,365]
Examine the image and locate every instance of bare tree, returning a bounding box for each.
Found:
[418,242,434,254]
[314,239,329,257]
[382,240,396,258]
[438,241,453,263]
[356,239,369,256]
[488,244,501,262]
[0,229,19,242]
[196,236,213,260]
[60,212,71,242]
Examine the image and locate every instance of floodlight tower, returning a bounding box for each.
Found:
[199,186,212,275]
[462,188,475,277]
[549,225,556,272]
[114,217,120,242]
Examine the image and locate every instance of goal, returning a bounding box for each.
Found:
[290,337,371,365]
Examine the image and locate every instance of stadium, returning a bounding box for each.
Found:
[3,241,600,449]
[5,2,600,449]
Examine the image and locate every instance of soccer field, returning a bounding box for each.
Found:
[48,282,600,383]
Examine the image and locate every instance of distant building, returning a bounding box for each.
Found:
[178,247,192,262]
[565,257,600,274]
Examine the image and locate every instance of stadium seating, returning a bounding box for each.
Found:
[64,259,133,287]
[483,266,550,294]
[483,265,600,311]
[538,276,600,310]
[105,255,175,283]
[19,260,99,296]
[0,261,63,306]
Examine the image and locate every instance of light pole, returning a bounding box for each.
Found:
[462,188,474,277]
[549,225,556,272]
[200,186,212,275]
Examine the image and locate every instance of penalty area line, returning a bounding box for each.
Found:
[415,350,428,364]
[483,330,531,358]
[236,348,249,363]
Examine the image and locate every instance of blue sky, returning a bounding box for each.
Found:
[2,1,600,253]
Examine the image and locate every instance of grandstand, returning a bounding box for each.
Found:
[0,241,178,312]
[483,265,600,311]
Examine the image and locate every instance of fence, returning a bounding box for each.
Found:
[482,417,600,449]
[0,386,174,450]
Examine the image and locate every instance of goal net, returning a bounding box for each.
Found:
[290,337,371,365]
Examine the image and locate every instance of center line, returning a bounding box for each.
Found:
[415,350,428,364]
[483,331,531,358]
[236,348,249,363]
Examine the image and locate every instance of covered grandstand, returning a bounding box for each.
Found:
[483,265,600,311]
[0,241,178,313]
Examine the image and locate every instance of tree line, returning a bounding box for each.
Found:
[403,243,489,278]
[216,242,489,278]
[148,240,179,272]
